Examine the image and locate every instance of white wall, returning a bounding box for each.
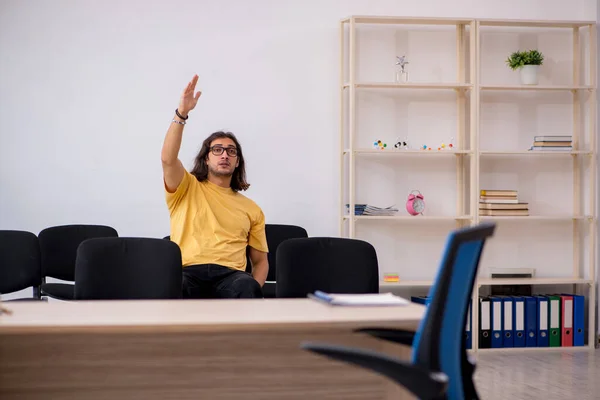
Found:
[0,0,597,299]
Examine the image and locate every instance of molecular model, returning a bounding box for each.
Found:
[422,137,455,151]
[373,140,387,150]
[394,137,409,150]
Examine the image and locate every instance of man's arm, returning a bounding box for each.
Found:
[161,74,202,193]
[248,247,268,287]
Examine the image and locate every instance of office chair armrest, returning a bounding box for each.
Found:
[301,342,447,400]
[354,327,415,346]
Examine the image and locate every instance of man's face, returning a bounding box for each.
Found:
[206,138,239,177]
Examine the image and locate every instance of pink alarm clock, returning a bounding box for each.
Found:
[406,190,425,216]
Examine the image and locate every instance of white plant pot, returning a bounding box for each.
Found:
[520,65,539,85]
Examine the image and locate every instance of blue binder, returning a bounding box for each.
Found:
[490,296,503,348]
[512,296,525,348]
[535,295,549,347]
[523,296,537,347]
[479,297,491,349]
[500,296,514,347]
[465,299,472,349]
[572,294,585,347]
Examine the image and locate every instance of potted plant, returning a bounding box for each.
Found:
[506,49,544,85]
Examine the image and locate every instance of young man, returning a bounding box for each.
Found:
[161,74,269,299]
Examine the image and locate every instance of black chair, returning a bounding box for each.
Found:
[301,222,497,400]
[74,237,183,300]
[261,224,308,297]
[39,224,118,300]
[276,237,378,298]
[0,230,43,301]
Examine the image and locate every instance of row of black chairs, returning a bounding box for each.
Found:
[1,224,381,301]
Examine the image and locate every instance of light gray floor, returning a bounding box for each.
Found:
[474,349,600,400]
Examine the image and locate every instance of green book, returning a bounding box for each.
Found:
[547,295,561,347]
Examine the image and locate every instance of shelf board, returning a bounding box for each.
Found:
[344,82,472,90]
[379,280,433,288]
[479,150,592,155]
[344,16,473,26]
[483,215,594,221]
[480,84,593,91]
[477,277,592,286]
[344,215,472,221]
[379,278,592,289]
[348,149,472,155]
[477,19,595,28]
[479,215,593,221]
[475,346,592,353]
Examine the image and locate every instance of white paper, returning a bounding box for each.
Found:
[311,291,410,306]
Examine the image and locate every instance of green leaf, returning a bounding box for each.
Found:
[506,49,544,70]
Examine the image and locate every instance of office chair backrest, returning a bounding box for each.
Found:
[74,237,183,300]
[0,230,42,296]
[39,224,118,281]
[276,237,378,298]
[265,224,308,281]
[412,222,496,399]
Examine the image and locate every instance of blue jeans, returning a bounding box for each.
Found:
[182,264,263,299]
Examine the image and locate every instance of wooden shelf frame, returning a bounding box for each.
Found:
[340,16,597,352]
[471,19,597,353]
[339,16,477,239]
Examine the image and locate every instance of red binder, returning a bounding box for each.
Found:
[561,295,573,347]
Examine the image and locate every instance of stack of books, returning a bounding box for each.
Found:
[529,135,572,151]
[346,204,399,216]
[479,190,529,216]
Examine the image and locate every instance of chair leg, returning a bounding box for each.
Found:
[463,350,480,399]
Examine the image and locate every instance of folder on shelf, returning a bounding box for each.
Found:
[536,296,549,347]
[572,294,585,347]
[500,296,514,348]
[410,295,431,306]
[466,299,472,350]
[479,297,491,349]
[524,296,537,347]
[490,296,503,348]
[548,295,561,347]
[512,296,525,348]
[560,294,573,347]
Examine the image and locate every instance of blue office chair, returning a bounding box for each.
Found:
[301,222,496,400]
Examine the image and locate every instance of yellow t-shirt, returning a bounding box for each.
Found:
[165,170,268,271]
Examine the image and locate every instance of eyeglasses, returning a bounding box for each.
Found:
[210,146,238,157]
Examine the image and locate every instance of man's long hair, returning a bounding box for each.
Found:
[190,131,250,192]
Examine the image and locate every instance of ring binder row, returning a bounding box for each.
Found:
[478,294,585,348]
[411,293,585,349]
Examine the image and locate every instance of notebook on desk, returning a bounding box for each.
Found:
[308,290,410,306]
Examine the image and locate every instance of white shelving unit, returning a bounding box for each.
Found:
[339,16,597,351]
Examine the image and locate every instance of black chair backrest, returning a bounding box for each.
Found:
[74,237,182,300]
[38,224,118,281]
[276,237,378,298]
[265,224,308,281]
[0,230,42,295]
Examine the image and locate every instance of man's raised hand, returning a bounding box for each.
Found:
[178,74,202,117]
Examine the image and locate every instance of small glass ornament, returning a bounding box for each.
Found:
[395,55,409,83]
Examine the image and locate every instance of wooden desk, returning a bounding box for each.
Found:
[0,298,424,400]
